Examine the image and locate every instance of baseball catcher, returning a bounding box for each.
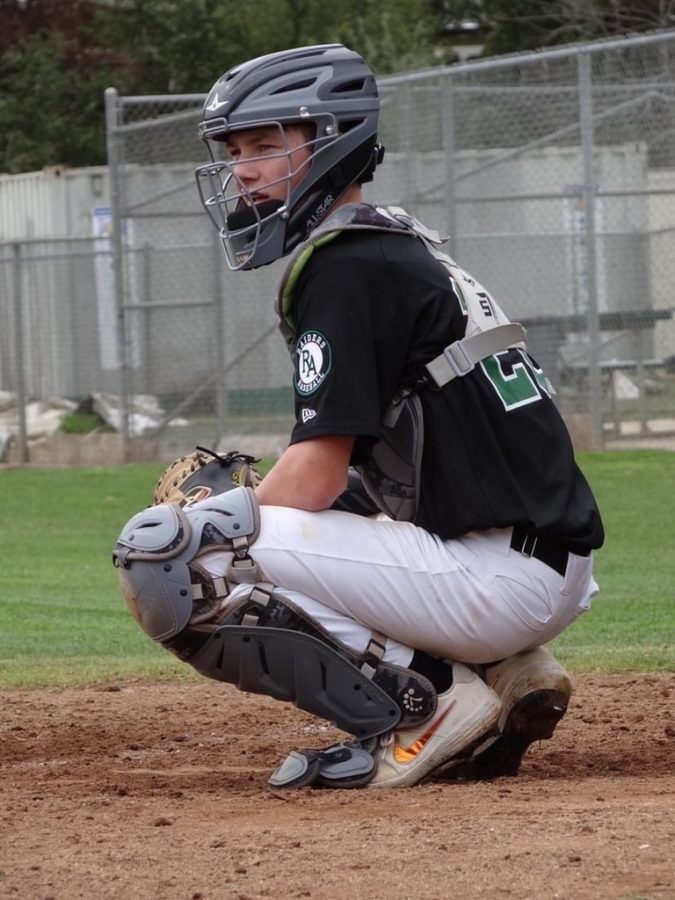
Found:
[115,43,603,790]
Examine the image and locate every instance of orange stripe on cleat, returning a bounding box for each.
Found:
[393,701,456,764]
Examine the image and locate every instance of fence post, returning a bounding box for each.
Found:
[398,81,415,211]
[578,52,604,449]
[141,241,152,395]
[441,74,457,257]
[105,86,131,460]
[212,231,229,444]
[11,242,28,463]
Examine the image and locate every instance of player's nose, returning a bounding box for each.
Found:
[231,157,259,183]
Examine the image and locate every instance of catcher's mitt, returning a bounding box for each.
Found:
[153,446,263,507]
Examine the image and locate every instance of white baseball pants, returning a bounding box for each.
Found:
[200,506,598,668]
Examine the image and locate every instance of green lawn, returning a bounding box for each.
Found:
[549,451,675,671]
[1,464,177,686]
[0,450,673,687]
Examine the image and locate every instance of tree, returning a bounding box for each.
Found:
[338,0,450,73]
[0,0,447,172]
[0,28,118,171]
[3,0,674,171]
[481,0,675,55]
[0,0,96,54]
[0,1,143,171]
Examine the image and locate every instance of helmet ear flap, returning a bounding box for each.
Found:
[284,135,383,248]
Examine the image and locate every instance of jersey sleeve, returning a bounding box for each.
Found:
[287,237,410,448]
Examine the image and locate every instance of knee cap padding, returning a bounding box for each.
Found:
[113,487,261,641]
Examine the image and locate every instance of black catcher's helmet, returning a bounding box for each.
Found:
[195,44,383,269]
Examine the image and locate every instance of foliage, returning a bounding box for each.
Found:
[0,0,445,173]
[2,1,674,172]
[0,451,673,687]
[481,0,675,55]
[0,28,115,171]
[338,0,450,74]
[60,411,104,434]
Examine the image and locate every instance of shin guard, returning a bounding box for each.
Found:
[165,584,437,740]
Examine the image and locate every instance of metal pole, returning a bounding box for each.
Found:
[141,242,152,395]
[398,81,414,210]
[104,87,131,460]
[441,74,458,257]
[380,28,675,87]
[212,231,228,445]
[578,53,604,448]
[11,243,28,463]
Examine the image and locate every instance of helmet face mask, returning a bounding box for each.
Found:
[197,121,322,270]
[195,44,383,269]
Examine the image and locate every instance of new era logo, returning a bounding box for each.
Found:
[301,408,317,424]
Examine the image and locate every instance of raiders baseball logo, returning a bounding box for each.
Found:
[294,331,332,396]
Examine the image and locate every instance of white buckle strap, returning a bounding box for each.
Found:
[240,583,275,626]
[361,632,387,680]
[425,323,526,388]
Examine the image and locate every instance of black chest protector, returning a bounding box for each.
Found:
[275,203,526,522]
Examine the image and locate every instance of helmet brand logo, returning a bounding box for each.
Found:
[307,194,334,231]
[206,92,229,113]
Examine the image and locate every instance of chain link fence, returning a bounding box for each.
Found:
[102,90,293,459]
[3,30,675,462]
[0,235,125,462]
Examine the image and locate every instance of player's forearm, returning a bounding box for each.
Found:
[255,435,354,511]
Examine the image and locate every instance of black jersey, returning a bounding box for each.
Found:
[287,228,604,552]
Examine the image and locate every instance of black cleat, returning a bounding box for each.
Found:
[434,648,572,781]
[467,688,569,778]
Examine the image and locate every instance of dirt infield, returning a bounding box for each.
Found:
[2,673,674,900]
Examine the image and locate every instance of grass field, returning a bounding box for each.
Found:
[1,450,673,688]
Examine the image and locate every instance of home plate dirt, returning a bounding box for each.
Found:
[1,673,673,899]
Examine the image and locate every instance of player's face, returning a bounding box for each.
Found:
[225,125,313,206]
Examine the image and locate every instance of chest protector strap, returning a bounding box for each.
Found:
[275,203,526,521]
[425,322,526,388]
